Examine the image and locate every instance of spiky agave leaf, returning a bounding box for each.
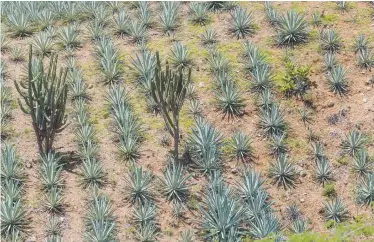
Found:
[161,160,191,203]
[245,189,272,222]
[323,197,348,223]
[276,10,308,46]
[216,82,245,120]
[189,2,209,26]
[250,64,272,93]
[356,173,374,206]
[37,9,55,30]
[32,31,54,57]
[1,196,28,237]
[1,143,23,184]
[316,158,333,185]
[112,8,129,36]
[353,34,368,53]
[131,50,156,91]
[58,25,80,49]
[357,49,374,69]
[290,218,307,234]
[2,180,21,203]
[70,78,88,100]
[124,166,153,205]
[134,221,157,242]
[199,27,218,45]
[228,132,253,162]
[128,20,147,43]
[264,3,280,26]
[312,11,321,26]
[137,2,152,28]
[320,29,341,53]
[199,185,244,241]
[132,200,156,226]
[84,220,116,242]
[159,1,179,34]
[257,88,274,112]
[353,150,371,177]
[44,187,63,213]
[10,46,24,62]
[39,153,63,190]
[80,157,105,189]
[85,195,114,225]
[340,130,366,157]
[236,170,266,202]
[323,52,337,72]
[87,21,104,41]
[249,211,279,239]
[269,133,287,158]
[258,103,286,137]
[268,154,297,189]
[310,141,325,163]
[170,42,192,69]
[229,7,255,39]
[326,65,349,96]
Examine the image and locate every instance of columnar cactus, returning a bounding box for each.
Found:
[14,45,68,154]
[150,51,191,159]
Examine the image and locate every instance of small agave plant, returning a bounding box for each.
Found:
[227,131,253,162]
[323,197,348,223]
[340,130,366,157]
[268,154,298,189]
[229,6,256,39]
[326,65,349,96]
[356,173,374,206]
[276,10,308,46]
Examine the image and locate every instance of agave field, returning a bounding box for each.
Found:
[1,1,374,242]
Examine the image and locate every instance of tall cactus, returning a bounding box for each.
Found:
[14,45,68,155]
[151,51,191,159]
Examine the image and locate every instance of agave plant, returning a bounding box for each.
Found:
[353,150,371,177]
[209,51,229,74]
[100,56,122,84]
[137,2,152,28]
[257,88,274,111]
[2,180,21,203]
[249,211,279,239]
[84,220,116,242]
[130,50,156,90]
[310,142,325,163]
[286,204,301,221]
[128,20,147,43]
[244,47,266,72]
[159,1,179,34]
[228,132,253,162]
[44,187,63,213]
[1,143,23,184]
[58,25,80,49]
[299,107,312,125]
[357,49,374,69]
[316,158,333,185]
[216,82,244,120]
[179,230,194,242]
[199,185,244,241]
[70,78,88,100]
[269,133,287,158]
[230,7,255,39]
[170,42,192,68]
[134,221,157,242]
[199,28,218,46]
[161,160,191,203]
[340,130,366,157]
[92,5,109,26]
[326,65,349,96]
[6,10,33,37]
[258,103,286,136]
[112,9,129,36]
[189,2,209,25]
[33,31,54,57]
[188,99,202,117]
[39,153,63,190]
[1,197,27,236]
[62,2,82,23]
[132,201,156,226]
[46,215,61,236]
[206,2,224,12]
[10,46,24,62]
[118,135,139,162]
[237,169,265,201]
[323,197,348,223]
[356,173,374,206]
[290,218,307,234]
[323,52,337,72]
[87,21,104,41]
[353,34,368,53]
[250,64,272,93]
[269,154,297,189]
[264,3,280,26]
[336,1,349,11]
[0,34,10,52]
[312,11,321,26]
[80,157,105,189]
[276,10,308,46]
[37,9,55,30]
[320,29,341,53]
[124,166,153,205]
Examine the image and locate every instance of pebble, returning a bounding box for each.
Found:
[231,168,238,174]
[367,87,371,91]
[363,97,367,103]
[26,162,32,168]
[300,198,305,203]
